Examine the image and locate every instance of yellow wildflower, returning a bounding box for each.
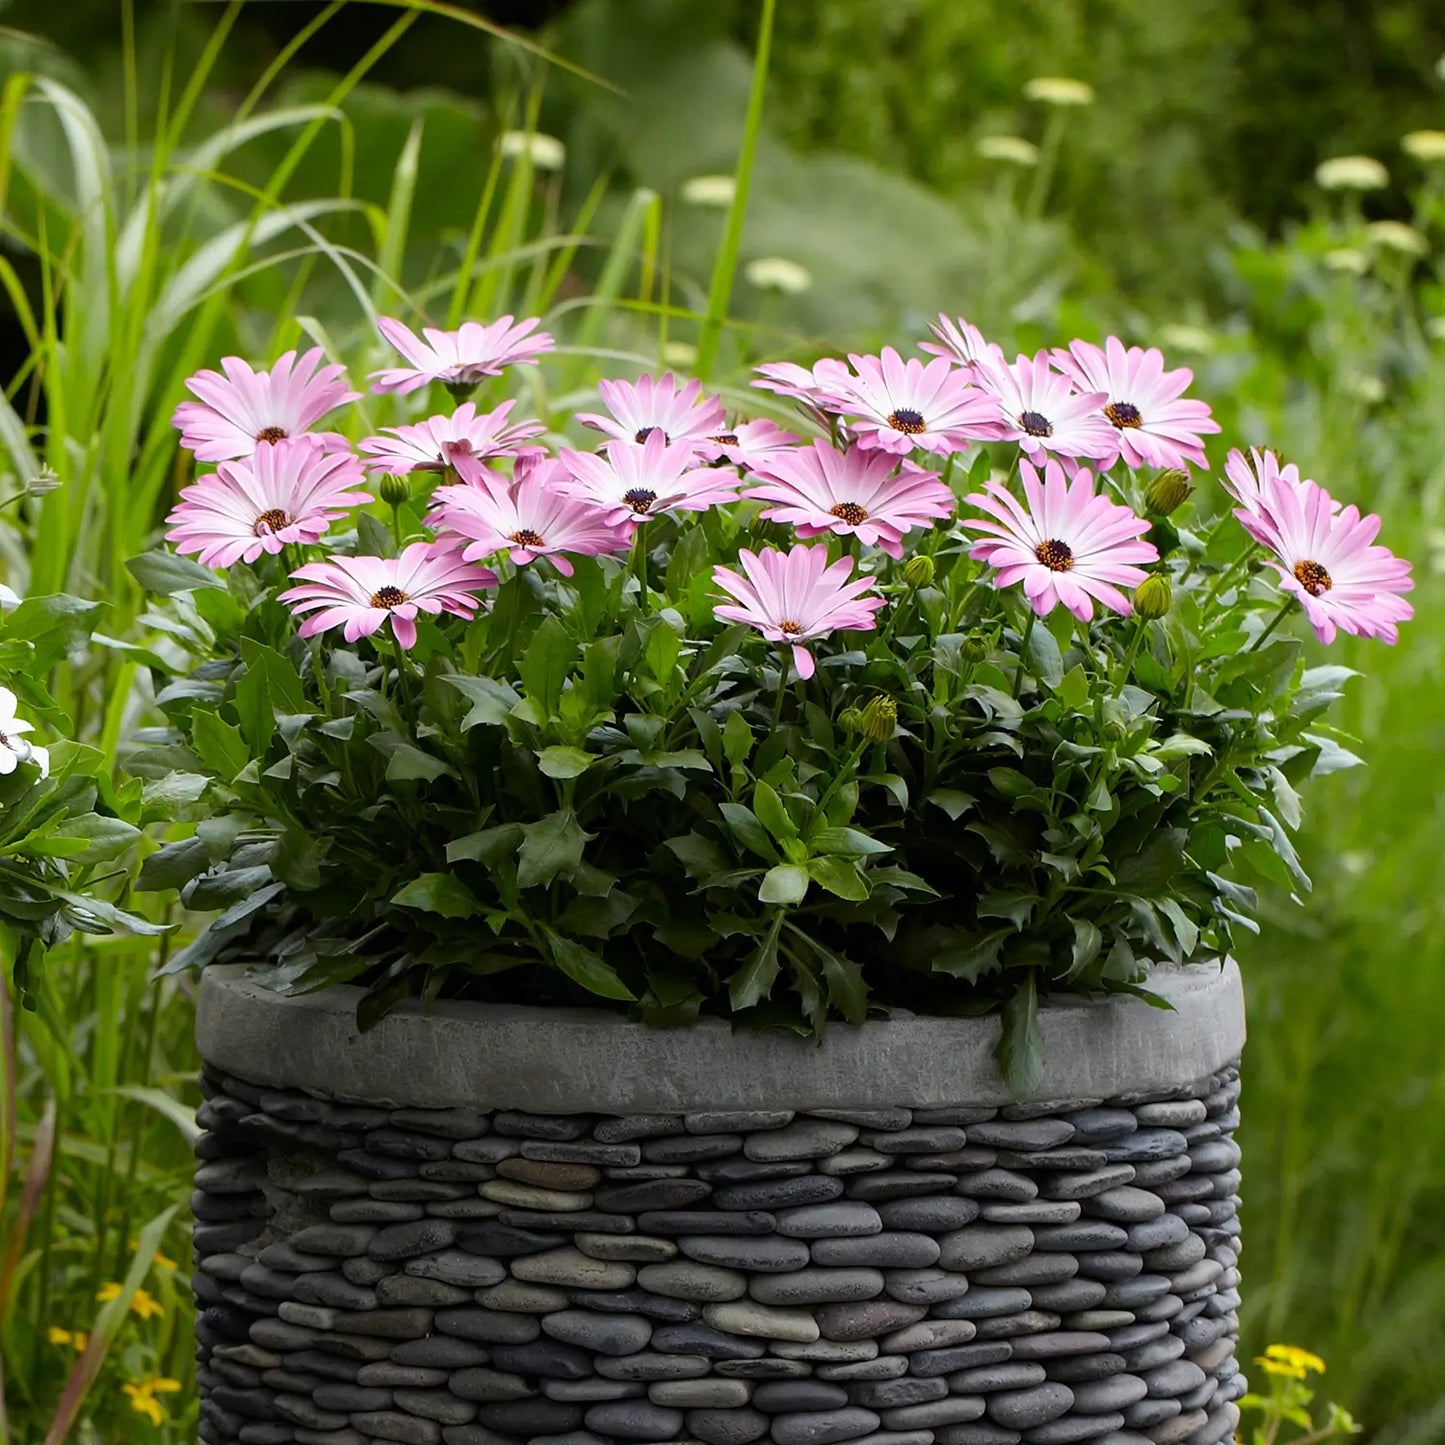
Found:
[1266,1343,1326,1375]
[130,1237,178,1272]
[96,1282,122,1305]
[95,1282,166,1320]
[1256,1354,1308,1380]
[122,1376,182,1428]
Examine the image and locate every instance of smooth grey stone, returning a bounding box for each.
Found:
[1174,1315,1231,1352]
[909,1342,1015,1378]
[349,1411,443,1444]
[816,1300,926,1341]
[1123,1216,1190,1252]
[1067,1310,1137,1330]
[810,1108,913,1130]
[649,1379,752,1408]
[1030,1280,1107,1312]
[679,1234,809,1272]
[637,1260,746,1302]
[496,1157,598,1190]
[952,1362,1049,1391]
[331,1199,425,1224]
[883,1398,988,1428]
[696,1158,811,1183]
[1026,1411,1127,1442]
[492,1111,589,1141]
[391,1106,487,1138]
[594,1179,712,1212]
[1143,1359,1208,1397]
[598,1352,710,1381]
[1046,1353,1130,1387]
[817,1357,909,1382]
[1011,1331,1113,1360]
[686,1406,770,1444]
[402,1251,505,1288]
[1034,1222,1129,1251]
[1136,1101,1207,1128]
[746,1120,860,1161]
[307,1380,393,1413]
[238,1262,303,1300]
[1068,1374,1149,1411]
[434,1306,540,1343]
[876,1197,979,1231]
[973,1311,1065,1340]
[641,1134,744,1164]
[593,1116,681,1144]
[457,1222,563,1257]
[513,1248,636,1291]
[1147,1410,1209,1444]
[1040,1167,1138,1200]
[368,1219,457,1260]
[480,1178,594,1212]
[1105,1131,1187,1163]
[1105,1321,1169,1351]
[1064,1109,1139,1143]
[847,1377,947,1409]
[778,1202,884,1238]
[821,1149,893,1176]
[1121,1335,1186,1372]
[716,1177,845,1210]
[934,1286,1034,1319]
[687,1110,793,1133]
[987,1383,1075,1429]
[1136,1292,1184,1322]
[570,1288,699,1321]
[336,1147,420,1180]
[195,1159,268,1194]
[274,1395,351,1430]
[365,1129,452,1161]
[576,1232,676,1262]
[865,1127,970,1155]
[451,1138,520,1164]
[1145,1234,1206,1269]
[497,1208,633,1233]
[525,1139,642,1165]
[390,1338,488,1368]
[958,1169,1039,1203]
[639,1209,776,1236]
[543,1309,652,1356]
[935,1428,1023,1445]
[248,1319,322,1351]
[814,1233,940,1268]
[584,1400,684,1441]
[771,1407,882,1444]
[476,1400,582,1436]
[291,1224,376,1257]
[281,1348,364,1382]
[1076,1252,1144,1281]
[976,1260,1079,1292]
[969,1120,1075,1151]
[1122,1397,1182,1428]
[751,1267,886,1306]
[847,1172,957,1202]
[715,1358,814,1379]
[1179,1378,1220,1411]
[909,1147,999,1171]
[315,1306,439,1339]
[982,1201,1083,1225]
[357,1363,447,1387]
[882,1268,972,1304]
[395,1388,482,1424]
[543,1379,647,1402]
[1129,1158,1195,1188]
[704,1300,820,1343]
[938,1224,1035,1271]
[490,1339,594,1379]
[1000,1150,1110,1172]
[754,1381,850,1412]
[879,1318,977,1353]
[194,1222,265,1252]
[651,1320,765,1360]
[1102,1275,1171,1309]
[1171,1260,1224,1296]
[372,1180,470,1202]
[914,1106,998,1125]
[291,1273,377,1311]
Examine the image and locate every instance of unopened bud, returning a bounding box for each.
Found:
[902,554,935,588]
[26,467,61,498]
[1144,470,1191,516]
[1134,574,1172,620]
[859,695,897,744]
[839,706,866,736]
[379,473,412,507]
[960,635,989,666]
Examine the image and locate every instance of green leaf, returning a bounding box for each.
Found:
[645,621,682,681]
[811,826,891,857]
[818,944,868,1024]
[925,788,974,821]
[519,615,577,718]
[1056,664,1090,711]
[722,710,753,765]
[753,781,798,844]
[126,549,225,594]
[987,767,1035,799]
[190,709,250,783]
[759,864,810,905]
[445,674,521,730]
[391,873,486,919]
[140,772,209,822]
[718,803,779,863]
[1067,918,1103,978]
[546,931,636,1001]
[446,824,522,865]
[57,814,141,865]
[385,744,455,783]
[538,745,593,780]
[730,919,782,1009]
[665,831,729,881]
[808,855,868,900]
[1026,619,1064,688]
[517,810,591,888]
[978,888,1037,930]
[997,974,1044,1100]
[1113,827,1187,895]
[930,928,1010,981]
[137,836,210,893]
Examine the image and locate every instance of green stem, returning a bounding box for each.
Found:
[390,503,406,550]
[1012,610,1036,699]
[1115,615,1149,689]
[631,527,650,612]
[1246,599,1295,652]
[1202,550,1253,612]
[810,739,868,830]
[765,648,791,754]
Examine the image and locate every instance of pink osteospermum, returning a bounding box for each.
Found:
[920,313,1007,377]
[164,439,372,568]
[369,315,554,395]
[575,373,726,446]
[972,351,1118,464]
[712,544,886,680]
[752,357,855,410]
[1051,336,1221,470]
[746,441,955,558]
[827,348,1006,456]
[557,429,738,527]
[359,401,547,475]
[1219,446,1342,545]
[1240,474,1413,645]
[430,454,630,576]
[962,458,1160,621]
[278,541,496,650]
[172,349,359,462]
[695,418,801,471]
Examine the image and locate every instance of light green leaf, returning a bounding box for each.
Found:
[753,781,798,844]
[386,745,455,782]
[759,864,810,905]
[808,855,868,900]
[1067,918,1103,977]
[518,811,591,889]
[519,615,577,718]
[538,745,593,780]
[997,973,1044,1101]
[391,873,485,919]
[547,931,636,1001]
[190,709,250,783]
[126,549,224,594]
[722,710,753,765]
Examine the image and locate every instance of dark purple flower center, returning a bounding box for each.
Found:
[254,508,291,536]
[370,585,409,609]
[509,528,545,548]
[1105,400,1144,429]
[623,488,657,514]
[255,425,289,443]
[1035,538,1074,572]
[1293,559,1332,596]
[886,408,926,435]
[634,426,668,445]
[778,619,803,634]
[829,501,870,526]
[710,433,740,448]
[1019,410,1054,438]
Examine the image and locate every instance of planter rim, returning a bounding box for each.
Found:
[197,960,1245,1111]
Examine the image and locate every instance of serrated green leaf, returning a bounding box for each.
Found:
[1055,664,1090,711]
[811,826,891,857]
[808,854,869,900]
[385,744,454,782]
[730,919,782,1009]
[753,781,798,844]
[519,615,576,718]
[1067,918,1103,978]
[926,788,974,821]
[722,710,753,765]
[137,836,210,893]
[978,888,1037,930]
[391,873,485,919]
[546,931,636,1001]
[759,863,810,905]
[517,810,591,888]
[446,824,522,865]
[997,973,1043,1100]
[190,709,250,783]
[538,745,593,779]
[718,803,779,863]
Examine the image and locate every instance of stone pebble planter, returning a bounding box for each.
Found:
[193,960,1247,1445]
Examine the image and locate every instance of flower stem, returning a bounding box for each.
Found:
[765,648,791,753]
[631,526,650,612]
[1202,549,1253,612]
[1246,599,1294,652]
[1115,616,1149,689]
[390,503,406,550]
[1012,610,1036,699]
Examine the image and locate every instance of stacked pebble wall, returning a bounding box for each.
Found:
[193,1065,1243,1445]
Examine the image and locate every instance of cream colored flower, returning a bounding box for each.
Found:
[1315,155,1389,191]
[1343,373,1385,404]
[744,257,814,295]
[1366,220,1427,255]
[1425,315,1445,341]
[1322,247,1370,275]
[682,174,737,208]
[1402,130,1445,163]
[662,340,699,368]
[497,130,566,172]
[1156,324,1216,355]
[976,135,1040,167]
[1023,76,1095,107]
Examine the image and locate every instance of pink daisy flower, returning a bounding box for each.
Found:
[1239,474,1413,645]
[695,418,801,471]
[973,352,1118,464]
[164,439,371,568]
[172,349,358,462]
[369,315,554,395]
[1219,447,1341,545]
[575,374,726,446]
[920,313,1007,376]
[557,430,738,527]
[279,541,496,650]
[430,454,629,576]
[826,348,1005,456]
[359,400,547,475]
[962,458,1159,621]
[1051,337,1221,471]
[752,358,854,410]
[745,441,955,558]
[712,544,886,680]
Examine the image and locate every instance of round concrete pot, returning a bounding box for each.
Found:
[193,961,1247,1445]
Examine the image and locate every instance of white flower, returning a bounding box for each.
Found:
[497,130,566,172]
[1315,155,1388,191]
[0,584,20,611]
[1366,220,1427,255]
[1156,324,1216,355]
[1023,76,1095,107]
[1322,247,1370,275]
[662,341,699,368]
[0,687,48,777]
[1425,316,1445,341]
[682,174,737,208]
[976,135,1040,167]
[744,257,813,295]
[1402,130,1445,163]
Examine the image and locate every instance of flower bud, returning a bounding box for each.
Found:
[1134,574,1172,620]
[26,467,61,498]
[960,635,989,665]
[379,473,412,508]
[1144,470,1192,516]
[859,695,897,744]
[839,706,865,736]
[902,554,935,588]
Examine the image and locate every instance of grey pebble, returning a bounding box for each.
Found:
[331,1199,425,1224]
[972,1310,1065,1340]
[811,1108,913,1130]
[1040,1166,1138,1200]
[774,1339,879,1362]
[778,1202,884,1238]
[1033,1222,1128,1251]
[703,1300,821,1343]
[1136,1101,1207,1128]
[1011,1331,1113,1360]
[1064,1109,1139,1143]
[291,1223,375,1257]
[883,1397,988,1428]
[1105,1131,1188,1164]
[686,1406,771,1444]
[651,1320,765,1360]
[865,1127,969,1154]
[1076,1251,1144,1281]
[882,1268,973,1304]
[639,1209,776,1236]
[636,1260,747,1302]
[1029,1280,1107,1312]
[374,1276,470,1307]
[678,1234,810,1272]
[649,1378,752,1408]
[513,1248,636,1291]
[715,1358,814,1379]
[542,1309,653,1356]
[987,1382,1075,1429]
[490,1339,594,1379]
[1025,1411,1127,1442]
[525,1140,641,1165]
[847,1172,958,1202]
[1068,1374,1150,1411]
[434,1306,539,1343]
[1120,1335,1185,1372]
[750,1267,886,1306]
[350,1410,442,1443]
[933,1286,1034,1319]
[770,1407,883,1445]
[958,1169,1040,1203]
[390,1338,488,1369]
[981,1201,1082,1225]
[816,1300,926,1341]
[937,1223,1035,1271]
[968,1120,1075,1151]
[394,1388,480,1426]
[951,1362,1048,1392]
[817,1357,909,1382]
[1143,1359,1207,1397]
[451,1138,520,1164]
[877,1197,980,1231]
[935,1428,1024,1445]
[879,1318,977,1352]
[594,1179,712,1212]
[909,1342,1016,1378]
[576,1232,676,1262]
[814,1233,940,1268]
[686,1111,793,1133]
[492,1111,589,1141]
[369,1219,457,1261]
[641,1134,744,1164]
[715,1177,844,1211]
[754,1381,850,1411]
[592,1115,681,1143]
[1000,1150,1109,1172]
[821,1149,893,1177]
[583,1400,684,1441]
[402,1250,505,1288]
[846,1377,948,1409]
[598,1352,711,1381]
[745,1120,860,1161]
[357,1363,447,1387]
[572,1288,700,1321]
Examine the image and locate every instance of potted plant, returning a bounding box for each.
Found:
[137,313,1410,1445]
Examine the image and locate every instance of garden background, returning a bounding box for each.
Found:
[1,0,1443,1439]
